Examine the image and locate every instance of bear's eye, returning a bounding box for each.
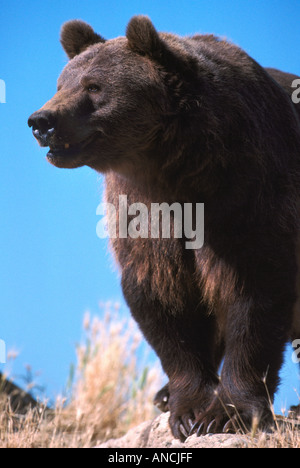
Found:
[87,84,101,93]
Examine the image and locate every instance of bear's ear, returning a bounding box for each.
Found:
[126,16,162,58]
[60,20,106,59]
[126,16,197,80]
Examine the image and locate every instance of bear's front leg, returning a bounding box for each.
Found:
[122,270,221,441]
[192,292,295,435]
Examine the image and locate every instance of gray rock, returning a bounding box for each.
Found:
[96,412,249,448]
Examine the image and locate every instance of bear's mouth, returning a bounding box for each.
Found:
[48,143,80,158]
[47,134,98,168]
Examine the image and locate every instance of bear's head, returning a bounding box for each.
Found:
[28,16,299,195]
[28,16,202,179]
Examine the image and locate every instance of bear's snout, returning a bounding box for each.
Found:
[28,110,56,147]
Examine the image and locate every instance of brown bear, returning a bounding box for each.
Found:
[28,16,300,440]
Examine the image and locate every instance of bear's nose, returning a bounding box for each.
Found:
[28,110,56,146]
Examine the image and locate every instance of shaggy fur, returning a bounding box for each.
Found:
[28,16,300,440]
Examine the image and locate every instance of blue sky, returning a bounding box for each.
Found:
[1,0,300,413]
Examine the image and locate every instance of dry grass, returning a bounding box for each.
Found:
[0,304,299,448]
[225,401,300,448]
[249,418,300,448]
[0,306,163,448]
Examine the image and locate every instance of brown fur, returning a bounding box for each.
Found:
[28,16,300,440]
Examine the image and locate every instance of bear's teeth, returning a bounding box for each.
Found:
[65,143,70,149]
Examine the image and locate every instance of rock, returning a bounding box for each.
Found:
[96,412,249,448]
